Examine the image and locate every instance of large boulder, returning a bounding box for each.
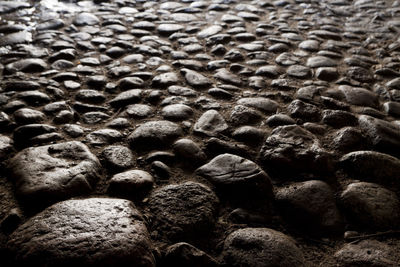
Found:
[7,198,155,267]
[9,141,101,208]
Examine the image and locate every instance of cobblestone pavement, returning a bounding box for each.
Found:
[1,0,400,266]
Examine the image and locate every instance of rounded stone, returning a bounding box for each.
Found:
[340,182,400,229]
[108,170,154,198]
[148,182,219,240]
[128,120,183,150]
[7,198,155,267]
[101,145,134,171]
[222,228,307,267]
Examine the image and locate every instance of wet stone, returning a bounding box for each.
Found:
[340,182,400,229]
[9,141,100,207]
[65,80,80,90]
[148,182,219,240]
[222,228,307,267]
[7,198,155,267]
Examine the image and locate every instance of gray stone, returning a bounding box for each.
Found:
[102,145,133,171]
[237,97,278,114]
[173,138,207,166]
[194,110,228,136]
[7,198,155,267]
[108,170,154,198]
[9,141,100,206]
[162,104,193,121]
[73,12,100,26]
[339,85,379,108]
[197,25,223,38]
[222,228,307,267]
[307,56,337,68]
[181,68,212,88]
[0,31,32,46]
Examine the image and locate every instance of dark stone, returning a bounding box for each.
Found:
[101,145,133,171]
[162,242,218,267]
[108,170,154,199]
[128,121,183,150]
[276,180,343,234]
[222,228,307,267]
[148,182,219,240]
[9,141,100,207]
[340,182,400,229]
[259,125,332,179]
[196,153,273,200]
[335,240,398,267]
[7,198,155,267]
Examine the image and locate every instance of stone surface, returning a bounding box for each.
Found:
[340,182,400,229]
[196,153,273,199]
[128,121,183,150]
[222,228,307,267]
[193,110,228,136]
[259,125,332,179]
[9,141,101,206]
[276,180,343,234]
[148,182,219,240]
[339,150,400,187]
[335,240,399,267]
[108,170,154,199]
[7,198,155,267]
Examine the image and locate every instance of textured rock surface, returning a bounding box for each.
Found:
[7,198,155,267]
[148,182,218,240]
[1,0,400,265]
[222,228,307,267]
[9,141,100,206]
